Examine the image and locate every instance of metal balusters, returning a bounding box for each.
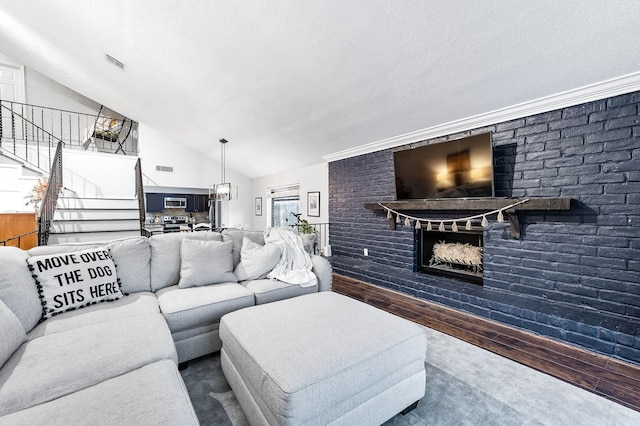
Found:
[135,158,146,236]
[38,141,63,246]
[11,102,16,154]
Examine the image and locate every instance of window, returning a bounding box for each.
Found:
[271,196,299,228]
[268,185,300,228]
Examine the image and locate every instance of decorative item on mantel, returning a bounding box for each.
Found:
[366,197,572,239]
[380,198,529,234]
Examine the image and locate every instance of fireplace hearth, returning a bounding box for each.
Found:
[419,227,483,284]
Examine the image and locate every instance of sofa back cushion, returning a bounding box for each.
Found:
[150,232,223,291]
[0,247,42,333]
[0,298,26,368]
[27,247,123,320]
[178,239,237,287]
[27,237,152,294]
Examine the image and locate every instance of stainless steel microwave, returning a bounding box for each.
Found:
[164,197,186,209]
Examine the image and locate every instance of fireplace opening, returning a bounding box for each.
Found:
[418,227,483,285]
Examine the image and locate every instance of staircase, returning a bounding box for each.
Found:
[49,195,141,244]
[1,100,144,245]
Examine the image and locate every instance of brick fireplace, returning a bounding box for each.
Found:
[328,90,640,365]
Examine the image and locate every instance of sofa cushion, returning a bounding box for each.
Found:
[234,237,282,282]
[178,239,236,288]
[0,359,198,426]
[27,237,151,294]
[26,292,159,340]
[106,237,151,293]
[26,247,123,320]
[222,228,265,268]
[156,283,255,333]
[0,312,176,416]
[27,242,104,256]
[150,232,223,291]
[0,299,25,368]
[242,279,317,305]
[0,247,42,333]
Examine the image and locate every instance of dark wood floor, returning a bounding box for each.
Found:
[332,274,640,412]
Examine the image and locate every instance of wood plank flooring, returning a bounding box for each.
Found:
[332,273,640,412]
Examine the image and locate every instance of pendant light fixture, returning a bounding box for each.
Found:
[215,138,232,200]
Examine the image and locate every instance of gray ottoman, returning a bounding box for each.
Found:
[219,292,426,425]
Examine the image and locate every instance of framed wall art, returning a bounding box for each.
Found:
[307,191,320,217]
[255,197,263,216]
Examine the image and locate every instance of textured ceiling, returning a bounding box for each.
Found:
[1,1,639,178]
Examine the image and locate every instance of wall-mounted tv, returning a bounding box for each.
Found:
[393,132,494,199]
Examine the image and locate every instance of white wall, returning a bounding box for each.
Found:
[25,68,100,114]
[1,50,100,114]
[63,149,138,199]
[250,162,328,230]
[137,123,253,228]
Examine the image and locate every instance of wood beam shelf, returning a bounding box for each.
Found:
[364,198,573,238]
[364,197,572,212]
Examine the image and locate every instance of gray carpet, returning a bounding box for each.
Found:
[181,327,640,425]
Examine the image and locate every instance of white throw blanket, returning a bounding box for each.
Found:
[266,228,317,287]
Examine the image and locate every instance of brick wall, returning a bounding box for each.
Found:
[329,91,640,364]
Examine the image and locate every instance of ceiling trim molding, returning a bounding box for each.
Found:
[322,71,640,163]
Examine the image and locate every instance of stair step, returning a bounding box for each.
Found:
[50,219,140,234]
[47,230,141,245]
[57,197,138,209]
[54,209,139,221]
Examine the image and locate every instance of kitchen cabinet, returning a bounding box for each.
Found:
[186,194,209,212]
[146,193,164,212]
[146,192,209,213]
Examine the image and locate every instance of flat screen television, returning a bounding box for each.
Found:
[393,132,494,199]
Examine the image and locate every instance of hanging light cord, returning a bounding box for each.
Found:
[220,141,226,183]
[377,199,530,230]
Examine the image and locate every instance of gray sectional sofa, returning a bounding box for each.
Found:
[0,229,332,425]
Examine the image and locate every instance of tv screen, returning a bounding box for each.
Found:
[394,133,494,199]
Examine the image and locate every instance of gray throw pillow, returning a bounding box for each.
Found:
[299,233,317,254]
[222,229,266,268]
[178,239,237,288]
[149,232,223,291]
[0,299,26,368]
[234,237,282,281]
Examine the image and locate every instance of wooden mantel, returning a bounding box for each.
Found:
[364,197,573,238]
[364,197,572,212]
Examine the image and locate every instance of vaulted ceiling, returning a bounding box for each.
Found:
[1,1,639,178]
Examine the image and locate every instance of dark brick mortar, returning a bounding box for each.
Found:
[328,90,640,365]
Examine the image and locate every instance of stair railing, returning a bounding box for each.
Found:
[0,100,138,157]
[1,102,62,173]
[134,158,149,237]
[0,229,38,248]
[38,141,64,245]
